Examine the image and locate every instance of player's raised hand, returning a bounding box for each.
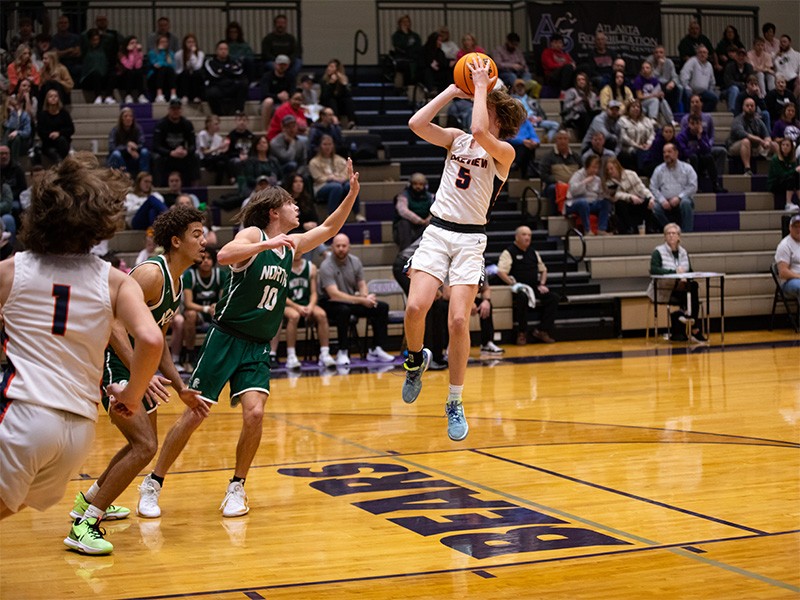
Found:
[467,55,491,89]
[347,158,360,196]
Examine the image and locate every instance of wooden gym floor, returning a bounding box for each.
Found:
[1,331,798,599]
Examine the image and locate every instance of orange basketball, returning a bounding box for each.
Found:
[453,52,498,96]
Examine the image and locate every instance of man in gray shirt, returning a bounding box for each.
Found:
[679,45,718,112]
[650,143,698,232]
[318,233,394,365]
[726,96,776,176]
[581,102,621,151]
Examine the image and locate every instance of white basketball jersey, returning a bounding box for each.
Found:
[2,252,113,421]
[430,133,506,226]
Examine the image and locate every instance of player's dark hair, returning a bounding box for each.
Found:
[237,186,293,229]
[152,205,204,250]
[487,89,527,140]
[21,152,128,254]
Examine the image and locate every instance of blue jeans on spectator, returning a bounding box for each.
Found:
[1,213,16,246]
[653,196,694,232]
[131,195,168,230]
[725,85,743,112]
[565,197,611,233]
[316,181,360,215]
[783,279,800,300]
[108,147,151,177]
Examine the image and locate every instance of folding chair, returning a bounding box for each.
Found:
[770,263,800,332]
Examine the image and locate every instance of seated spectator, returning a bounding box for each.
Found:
[715,25,745,76]
[633,60,674,125]
[19,164,46,213]
[107,106,150,176]
[599,70,633,112]
[38,88,73,163]
[125,171,167,229]
[734,75,772,130]
[766,74,797,126]
[437,26,459,68]
[643,122,677,177]
[298,74,323,122]
[8,16,37,54]
[171,194,216,246]
[649,143,697,232]
[0,144,28,204]
[420,32,451,95]
[117,35,148,104]
[727,96,776,175]
[89,13,122,69]
[561,71,599,140]
[617,99,655,171]
[152,98,199,185]
[2,95,33,161]
[308,107,344,157]
[8,44,40,96]
[494,32,530,88]
[283,172,319,233]
[678,113,725,193]
[261,14,302,82]
[539,129,582,209]
[225,110,256,176]
[147,33,177,103]
[582,102,622,152]
[646,45,682,113]
[472,280,504,354]
[259,54,295,132]
[680,45,718,112]
[147,16,180,53]
[283,254,337,369]
[175,34,205,105]
[51,15,82,82]
[497,225,559,343]
[241,135,282,194]
[308,134,361,217]
[390,14,423,88]
[12,79,38,128]
[541,34,575,91]
[241,174,271,210]
[320,59,356,128]
[161,172,199,208]
[269,115,308,176]
[748,37,775,97]
[577,30,616,91]
[393,172,433,250]
[81,29,114,104]
[678,20,715,67]
[768,139,800,212]
[38,50,73,107]
[267,89,309,141]
[771,103,800,147]
[224,21,255,82]
[565,155,611,235]
[679,93,728,178]
[196,114,230,185]
[0,182,16,247]
[509,117,540,178]
[602,156,655,234]
[774,35,800,93]
[318,233,395,365]
[774,214,800,300]
[509,79,559,142]
[763,23,780,56]
[204,40,248,116]
[646,223,706,342]
[581,131,615,168]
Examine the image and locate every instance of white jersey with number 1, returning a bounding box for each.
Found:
[430,133,506,226]
[1,251,112,422]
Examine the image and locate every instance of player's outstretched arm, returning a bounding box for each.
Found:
[293,158,360,256]
[408,84,470,148]
[218,226,295,268]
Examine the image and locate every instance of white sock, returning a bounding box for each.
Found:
[448,385,463,403]
[287,347,297,358]
[85,481,101,502]
[320,346,330,356]
[81,504,105,522]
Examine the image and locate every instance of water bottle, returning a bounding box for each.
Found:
[363,229,371,245]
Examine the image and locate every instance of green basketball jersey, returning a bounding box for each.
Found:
[287,259,311,307]
[182,265,230,307]
[214,230,294,342]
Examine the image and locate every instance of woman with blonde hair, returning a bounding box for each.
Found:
[617,99,655,171]
[320,59,356,126]
[601,156,655,234]
[38,50,74,106]
[8,44,40,94]
[38,89,74,163]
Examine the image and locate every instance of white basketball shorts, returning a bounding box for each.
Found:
[409,224,486,286]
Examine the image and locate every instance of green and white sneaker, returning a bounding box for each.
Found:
[64,518,114,555]
[69,492,131,521]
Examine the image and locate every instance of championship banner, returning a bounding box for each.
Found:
[528,1,662,72]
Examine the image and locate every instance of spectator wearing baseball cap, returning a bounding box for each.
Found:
[269,112,308,176]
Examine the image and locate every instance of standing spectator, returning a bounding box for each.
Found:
[768,139,800,212]
[51,14,82,82]
[748,37,775,97]
[196,114,230,185]
[0,145,27,202]
[602,156,655,234]
[124,171,167,229]
[438,26,459,67]
[577,31,616,91]
[680,45,718,112]
[582,101,622,151]
[646,45,682,113]
[259,54,295,132]
[269,115,307,176]
[774,214,800,301]
[147,33,177,103]
[763,23,780,56]
[261,14,302,82]
[766,74,797,126]
[224,21,255,82]
[320,59,356,127]
[204,41,248,116]
[393,172,433,250]
[8,44,40,94]
[509,117,540,178]
[774,35,800,94]
[599,70,634,112]
[241,135,282,194]
[723,48,754,111]
[496,225,559,344]
[308,107,344,157]
[649,143,697,232]
[152,98,198,185]
[677,113,725,193]
[175,34,205,105]
[80,29,113,104]
[117,36,147,104]
[617,99,655,171]
[561,71,599,140]
[727,96,775,176]
[540,129,582,208]
[678,20,714,66]
[633,60,674,125]
[38,89,73,163]
[565,155,611,235]
[38,50,73,107]
[107,106,150,176]
[267,89,308,141]
[541,34,576,91]
[494,32,530,88]
[308,134,361,217]
[147,16,180,53]
[422,32,451,94]
[2,95,33,161]
[391,14,422,87]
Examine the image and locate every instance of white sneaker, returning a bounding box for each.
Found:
[155,94,166,103]
[318,352,336,368]
[785,203,800,213]
[138,94,149,103]
[480,341,505,354]
[93,96,102,104]
[220,481,249,517]
[104,96,116,104]
[285,354,301,370]
[335,350,350,366]
[137,475,162,518]
[367,346,395,363]
[124,95,134,104]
